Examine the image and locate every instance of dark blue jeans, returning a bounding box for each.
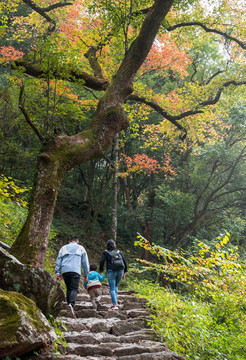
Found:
[107,269,124,305]
[62,272,80,307]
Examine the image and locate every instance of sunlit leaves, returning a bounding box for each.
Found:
[0,174,28,206]
[134,232,243,298]
[0,174,28,245]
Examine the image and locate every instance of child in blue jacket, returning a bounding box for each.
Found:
[84,263,105,310]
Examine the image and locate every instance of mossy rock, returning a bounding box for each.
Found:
[0,247,65,317]
[0,289,56,359]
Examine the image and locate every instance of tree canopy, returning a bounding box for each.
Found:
[0,0,245,266]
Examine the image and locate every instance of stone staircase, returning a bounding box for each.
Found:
[33,288,186,360]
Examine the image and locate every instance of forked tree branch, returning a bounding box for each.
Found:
[21,0,73,31]
[167,22,246,49]
[128,79,246,131]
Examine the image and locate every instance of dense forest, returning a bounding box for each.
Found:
[0,0,246,359]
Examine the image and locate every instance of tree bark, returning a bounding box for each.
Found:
[11,145,64,266]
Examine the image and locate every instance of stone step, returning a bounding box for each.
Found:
[64,341,168,357]
[74,307,128,320]
[63,329,158,345]
[59,316,121,333]
[61,304,149,321]
[76,293,147,304]
[66,343,114,357]
[110,318,148,336]
[119,351,187,360]
[30,354,116,360]
[61,300,150,322]
[59,315,149,335]
[122,302,146,310]
[125,309,150,318]
[33,353,185,360]
[34,355,117,360]
[113,342,168,357]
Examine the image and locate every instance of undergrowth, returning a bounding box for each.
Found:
[130,233,246,360]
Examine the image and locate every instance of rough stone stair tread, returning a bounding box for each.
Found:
[64,341,169,357]
[64,330,158,344]
[118,352,186,360]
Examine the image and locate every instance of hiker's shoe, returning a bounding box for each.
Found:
[110,305,119,310]
[67,304,76,319]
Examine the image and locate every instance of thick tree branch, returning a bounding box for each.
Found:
[108,0,175,101]
[21,0,72,31]
[127,79,246,134]
[167,22,246,49]
[82,6,151,79]
[19,84,43,142]
[13,61,109,91]
[127,93,187,132]
[42,2,73,12]
[84,47,105,80]
[89,7,152,54]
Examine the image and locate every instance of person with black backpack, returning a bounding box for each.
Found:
[99,239,127,310]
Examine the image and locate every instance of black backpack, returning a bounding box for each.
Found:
[106,249,124,271]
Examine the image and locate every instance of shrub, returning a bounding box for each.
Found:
[131,233,246,359]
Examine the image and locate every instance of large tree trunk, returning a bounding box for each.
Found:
[11,150,64,266]
[11,0,174,267]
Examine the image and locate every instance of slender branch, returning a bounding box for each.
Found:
[196,146,246,217]
[167,22,246,49]
[200,80,246,107]
[205,70,224,85]
[194,159,220,217]
[190,61,198,83]
[104,155,116,170]
[211,187,246,202]
[84,87,99,100]
[127,93,188,132]
[78,166,90,190]
[18,84,43,142]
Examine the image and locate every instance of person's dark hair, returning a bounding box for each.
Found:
[90,263,97,271]
[70,236,79,242]
[106,239,116,250]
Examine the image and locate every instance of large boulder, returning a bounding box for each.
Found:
[0,246,65,317]
[0,289,56,359]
